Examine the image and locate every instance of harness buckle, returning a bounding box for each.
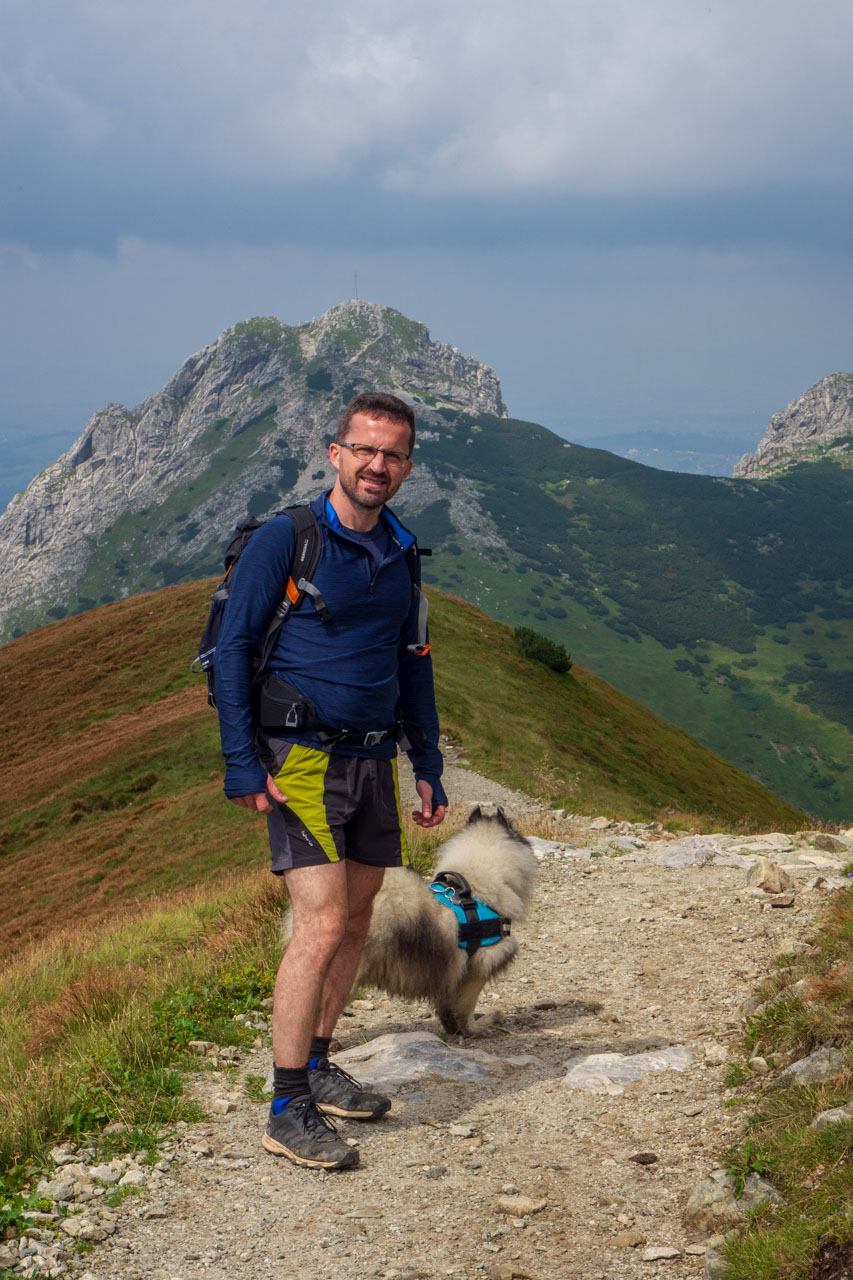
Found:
[285,705,300,729]
[362,729,387,747]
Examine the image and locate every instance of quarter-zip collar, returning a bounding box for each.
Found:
[319,492,416,557]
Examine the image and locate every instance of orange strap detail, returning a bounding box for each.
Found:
[285,577,299,604]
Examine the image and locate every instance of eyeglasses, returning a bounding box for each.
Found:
[338,441,411,470]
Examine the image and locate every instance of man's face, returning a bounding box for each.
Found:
[329,412,413,511]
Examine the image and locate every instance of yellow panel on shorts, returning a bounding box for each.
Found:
[273,743,339,863]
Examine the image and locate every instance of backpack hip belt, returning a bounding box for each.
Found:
[256,673,397,747]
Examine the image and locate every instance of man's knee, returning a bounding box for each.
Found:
[289,902,349,959]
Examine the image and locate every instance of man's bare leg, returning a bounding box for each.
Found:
[272,861,349,1069]
[272,860,385,1066]
[315,860,386,1038]
[263,861,363,1169]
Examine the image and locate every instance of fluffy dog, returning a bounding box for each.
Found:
[354,806,537,1036]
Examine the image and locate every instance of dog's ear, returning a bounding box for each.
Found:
[495,806,512,830]
[467,805,484,825]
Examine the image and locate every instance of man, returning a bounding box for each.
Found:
[214,391,447,1171]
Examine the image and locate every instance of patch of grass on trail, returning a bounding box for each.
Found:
[0,871,284,1229]
[718,887,853,1280]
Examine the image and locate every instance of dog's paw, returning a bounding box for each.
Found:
[461,1009,503,1037]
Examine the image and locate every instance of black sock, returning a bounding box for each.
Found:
[309,1036,332,1063]
[272,1064,311,1106]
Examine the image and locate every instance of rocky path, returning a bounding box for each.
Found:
[12,762,851,1280]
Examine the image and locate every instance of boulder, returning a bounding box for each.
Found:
[746,859,793,894]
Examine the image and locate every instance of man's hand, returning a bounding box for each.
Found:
[229,774,288,813]
[412,779,446,829]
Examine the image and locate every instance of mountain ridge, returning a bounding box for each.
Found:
[0,301,504,638]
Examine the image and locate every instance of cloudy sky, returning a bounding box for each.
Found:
[2,0,852,469]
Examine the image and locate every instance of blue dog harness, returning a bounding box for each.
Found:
[429,871,511,957]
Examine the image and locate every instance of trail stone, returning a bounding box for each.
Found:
[332,1031,509,1091]
[704,1249,727,1279]
[49,1146,78,1166]
[683,1172,743,1231]
[212,1098,237,1115]
[496,1196,547,1216]
[778,938,809,956]
[60,1218,88,1239]
[613,1231,647,1247]
[746,859,793,894]
[738,1173,783,1212]
[641,1245,681,1260]
[779,1045,845,1085]
[38,1179,74,1201]
[770,894,795,908]
[563,1045,693,1094]
[646,842,713,868]
[811,1102,853,1127]
[814,833,850,852]
[732,834,796,855]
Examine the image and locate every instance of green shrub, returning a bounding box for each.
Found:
[513,627,572,674]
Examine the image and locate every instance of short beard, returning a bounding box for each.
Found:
[337,469,389,510]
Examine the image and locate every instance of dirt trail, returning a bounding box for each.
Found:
[49,762,846,1280]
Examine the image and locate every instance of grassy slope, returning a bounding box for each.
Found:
[0,581,805,960]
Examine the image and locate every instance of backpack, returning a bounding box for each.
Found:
[195,505,326,710]
[194,504,431,714]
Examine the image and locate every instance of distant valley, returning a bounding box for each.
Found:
[572,430,759,477]
[1,300,851,820]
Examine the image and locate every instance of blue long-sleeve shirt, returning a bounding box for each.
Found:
[215,493,447,805]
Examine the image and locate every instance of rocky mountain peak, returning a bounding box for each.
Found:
[734,372,853,478]
[0,302,505,641]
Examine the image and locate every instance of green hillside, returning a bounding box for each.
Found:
[0,580,805,959]
[412,414,853,821]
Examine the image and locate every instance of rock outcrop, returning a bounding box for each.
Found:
[734,372,853,478]
[0,301,506,641]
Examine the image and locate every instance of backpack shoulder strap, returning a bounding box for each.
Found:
[280,504,329,620]
[255,506,329,678]
[405,541,431,657]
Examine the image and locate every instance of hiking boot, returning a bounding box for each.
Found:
[262,1099,359,1169]
[309,1058,391,1120]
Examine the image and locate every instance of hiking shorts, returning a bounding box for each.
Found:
[256,736,410,874]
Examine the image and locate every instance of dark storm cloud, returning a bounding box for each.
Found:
[3,0,853,256]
